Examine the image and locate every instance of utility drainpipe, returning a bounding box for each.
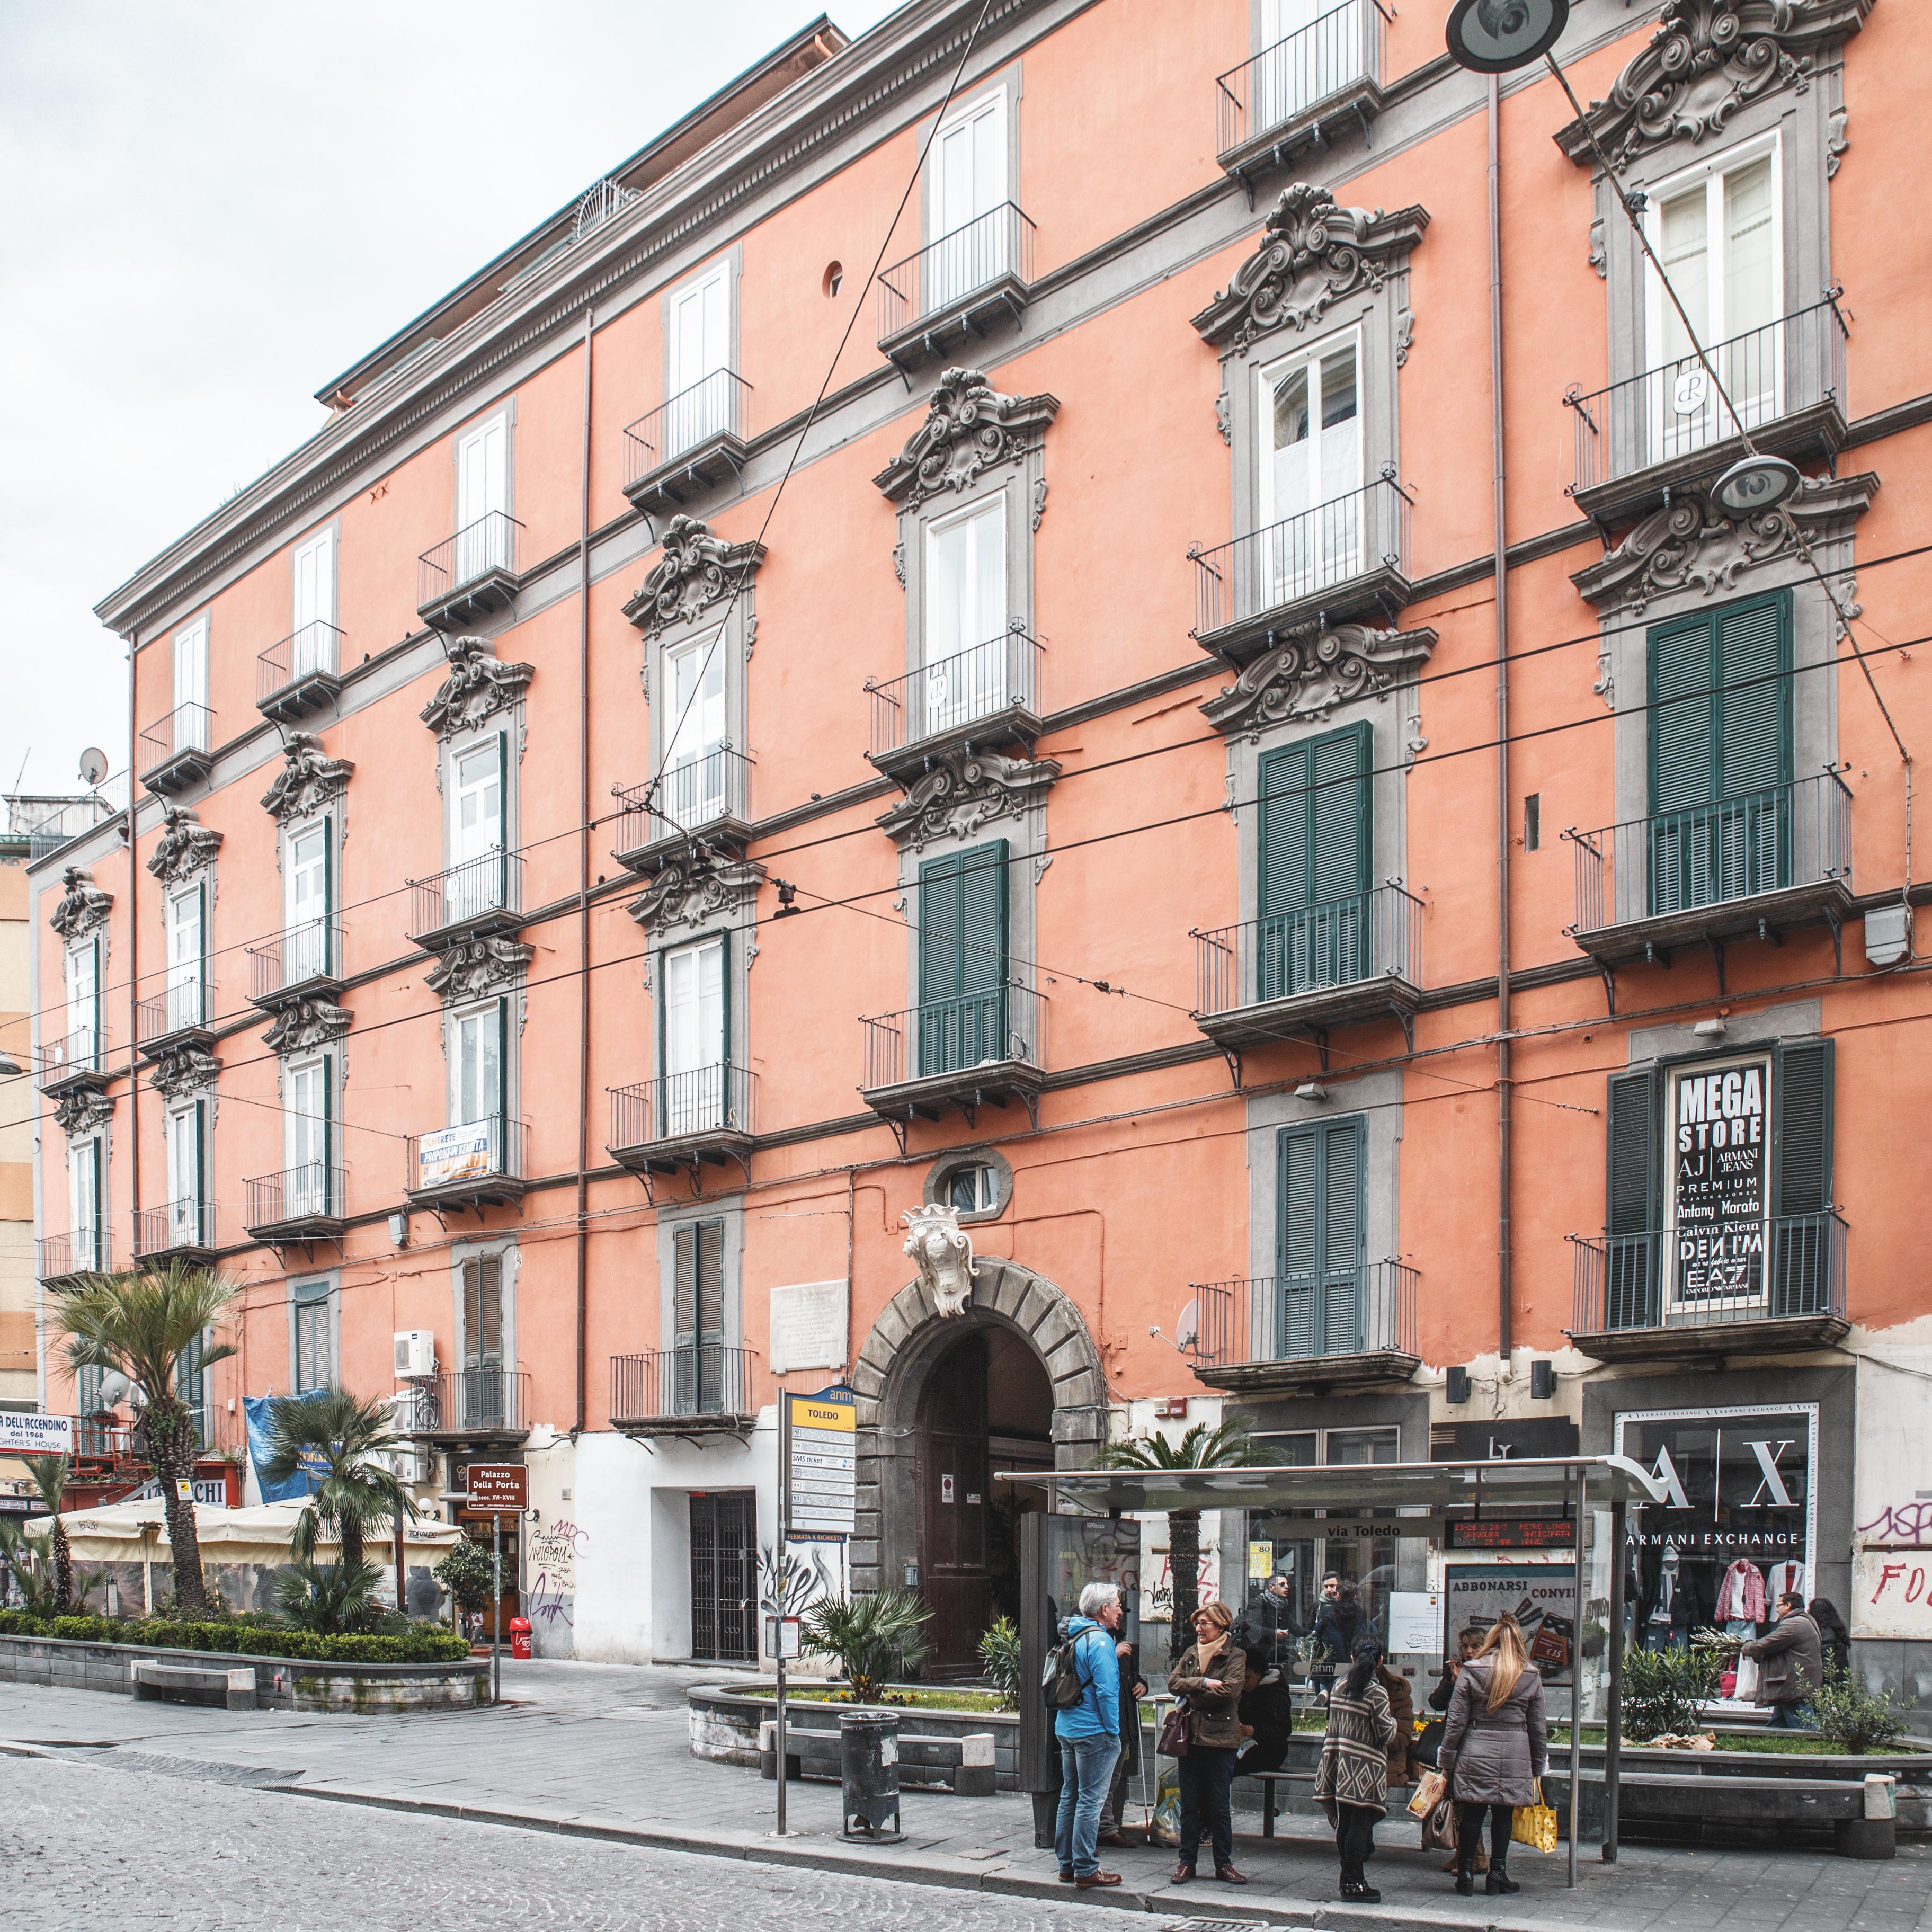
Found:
[574,306,594,1436]
[1488,74,1513,1363]
[126,630,140,1268]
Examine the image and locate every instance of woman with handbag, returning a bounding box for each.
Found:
[1439,1616,1547,1897]
[1314,1631,1399,1902]
[1165,1601,1248,1885]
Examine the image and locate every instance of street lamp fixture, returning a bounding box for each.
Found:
[1713,452,1803,520]
[1444,0,1570,73]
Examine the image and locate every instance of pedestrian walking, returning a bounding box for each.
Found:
[1053,1581,1126,1889]
[1311,1578,1364,1705]
[1742,1591,1824,1730]
[1808,1598,1851,1681]
[1314,1631,1399,1903]
[1440,1615,1547,1898]
[1167,1600,1248,1885]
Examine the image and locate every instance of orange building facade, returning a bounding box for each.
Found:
[29,0,1932,1691]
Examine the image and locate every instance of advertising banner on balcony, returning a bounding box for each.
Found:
[1666,1055,1770,1308]
[419,1121,493,1189]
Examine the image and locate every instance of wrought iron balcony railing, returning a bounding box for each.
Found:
[139,704,216,782]
[247,920,345,1001]
[1192,886,1422,1018]
[37,1230,110,1281]
[406,1116,528,1197]
[407,850,523,946]
[610,1346,756,1427]
[1190,475,1410,651]
[396,1368,530,1438]
[1566,772,1852,939]
[866,627,1042,762]
[1569,1209,1847,1337]
[1191,1261,1418,1368]
[135,1198,219,1257]
[878,202,1037,343]
[136,977,215,1045]
[861,982,1044,1091]
[609,1065,757,1154]
[623,370,752,488]
[1214,0,1388,160]
[417,510,522,609]
[1567,295,1848,505]
[257,621,345,707]
[244,1162,346,1233]
[610,746,752,862]
[38,1026,105,1088]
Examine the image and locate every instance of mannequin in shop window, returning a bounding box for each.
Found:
[1715,1559,1767,1701]
[1642,1543,1697,1653]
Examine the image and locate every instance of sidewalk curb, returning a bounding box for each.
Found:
[261,1779,1564,1932]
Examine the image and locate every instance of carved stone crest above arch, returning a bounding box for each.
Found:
[147,804,223,887]
[621,515,767,641]
[1554,0,1871,169]
[872,367,1060,513]
[261,733,353,823]
[48,866,112,940]
[54,1088,113,1138]
[1200,621,1438,738]
[419,636,535,738]
[875,745,1061,851]
[425,936,536,1002]
[148,1044,220,1100]
[626,853,767,933]
[263,994,354,1057]
[1191,184,1430,356]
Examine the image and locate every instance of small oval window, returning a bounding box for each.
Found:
[947,1163,998,1214]
[823,261,844,299]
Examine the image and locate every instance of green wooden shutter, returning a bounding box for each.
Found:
[1277,1126,1321,1359]
[1773,1039,1835,1314]
[1648,615,1716,816]
[673,1226,697,1349]
[320,1053,334,1211]
[918,840,1007,1073]
[919,852,964,1005]
[1259,745,1312,921]
[1276,1118,1366,1359]
[193,1099,208,1216]
[1321,1118,1366,1352]
[1717,597,1792,800]
[1604,1068,1660,1328]
[1260,726,1370,995]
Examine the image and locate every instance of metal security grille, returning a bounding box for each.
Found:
[689,1492,756,1663]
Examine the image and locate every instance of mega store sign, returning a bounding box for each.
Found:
[1667,1056,1770,1308]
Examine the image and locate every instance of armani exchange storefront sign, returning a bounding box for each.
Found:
[1668,1055,1770,1309]
[1615,1405,1816,1571]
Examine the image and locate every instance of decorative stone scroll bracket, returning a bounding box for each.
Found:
[875,745,1062,851]
[147,804,223,887]
[261,733,353,823]
[1199,621,1439,737]
[627,853,767,933]
[621,515,768,642]
[901,1203,976,1318]
[424,937,535,1003]
[148,1045,220,1100]
[872,367,1060,513]
[419,635,535,738]
[49,866,112,940]
[54,1088,113,1138]
[262,995,354,1057]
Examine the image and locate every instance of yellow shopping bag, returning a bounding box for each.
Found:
[1511,1781,1560,1856]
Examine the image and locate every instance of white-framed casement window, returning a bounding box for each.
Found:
[448,735,506,923]
[928,90,1009,307]
[1254,0,1367,132]
[67,1137,102,1271]
[63,937,101,1073]
[450,1000,505,1130]
[666,263,733,456]
[165,880,206,1034]
[923,495,1008,733]
[284,1055,333,1218]
[1647,137,1782,451]
[290,527,337,678]
[165,1101,206,1248]
[172,616,209,754]
[284,816,332,986]
[455,411,510,583]
[661,933,727,1136]
[1256,330,1363,595]
[662,629,728,828]
[290,1276,335,1391]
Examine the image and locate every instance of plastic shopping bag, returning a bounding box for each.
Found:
[1511,1782,1560,1856]
[1407,1767,1448,1818]
[1150,1765,1181,1847]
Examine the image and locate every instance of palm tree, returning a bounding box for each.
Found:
[258,1387,417,1583]
[21,1456,74,1614]
[1099,1416,1262,1661]
[50,1260,238,1616]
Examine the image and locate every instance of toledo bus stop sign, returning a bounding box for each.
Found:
[466,1464,527,1703]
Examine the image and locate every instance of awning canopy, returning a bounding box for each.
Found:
[23,1497,466,1564]
[996,1454,1667,1518]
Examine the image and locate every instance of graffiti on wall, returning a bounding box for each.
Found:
[528,1518,588,1630]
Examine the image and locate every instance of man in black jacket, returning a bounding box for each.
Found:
[1234,1650,1297,1775]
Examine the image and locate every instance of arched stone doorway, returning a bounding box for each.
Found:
[850,1258,1109,1673]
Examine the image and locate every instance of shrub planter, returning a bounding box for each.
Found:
[0,1631,488,1713]
[690,1681,1022,1791]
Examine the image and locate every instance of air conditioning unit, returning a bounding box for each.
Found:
[394,1330,437,1379]
[388,1443,432,1486]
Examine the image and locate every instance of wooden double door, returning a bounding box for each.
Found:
[918,1334,992,1676]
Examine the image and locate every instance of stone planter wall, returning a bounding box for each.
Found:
[0,1632,488,1713]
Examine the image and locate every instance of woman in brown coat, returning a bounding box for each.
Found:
[1376,1660,1417,1787]
[1440,1616,1547,1897]
[1167,1600,1247,1885]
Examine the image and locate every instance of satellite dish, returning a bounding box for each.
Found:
[1173,1298,1199,1351]
[98,1370,132,1412]
[78,747,109,788]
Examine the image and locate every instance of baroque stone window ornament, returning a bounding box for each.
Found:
[261,732,354,823]
[1191,183,1430,353]
[148,1044,220,1100]
[49,866,112,940]
[1554,0,1870,168]
[626,851,767,932]
[147,804,223,886]
[1199,621,1439,737]
[262,995,354,1056]
[54,1089,113,1138]
[872,367,1060,512]
[424,937,536,1002]
[901,1201,976,1319]
[419,635,536,738]
[621,515,767,642]
[875,746,1062,851]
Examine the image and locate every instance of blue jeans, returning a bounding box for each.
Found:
[1056,1734,1121,1877]
[1766,1700,1815,1731]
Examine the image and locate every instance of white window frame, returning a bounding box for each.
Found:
[928,89,1008,243]
[68,1138,101,1269]
[449,999,505,1131]
[662,629,728,824]
[1643,131,1784,363]
[165,880,206,1034]
[289,1276,337,1392]
[1256,323,1365,530]
[165,1102,204,1243]
[283,1055,331,1214]
[63,938,101,1071]
[283,815,332,985]
[665,262,734,457]
[290,527,337,676]
[454,411,510,582]
[172,616,209,753]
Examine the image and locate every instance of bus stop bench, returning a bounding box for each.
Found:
[1542,1768,1896,1859]
[129,1659,256,1711]
[760,1719,995,1794]
[1242,1769,1416,1838]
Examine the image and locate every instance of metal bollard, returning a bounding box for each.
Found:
[840,1711,904,1844]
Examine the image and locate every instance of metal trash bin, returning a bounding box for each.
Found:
[840,1711,903,1844]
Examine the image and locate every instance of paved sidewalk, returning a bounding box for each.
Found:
[3,1660,1928,1932]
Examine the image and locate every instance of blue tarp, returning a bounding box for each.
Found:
[243,1393,331,1502]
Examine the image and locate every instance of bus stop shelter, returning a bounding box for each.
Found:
[1009,1454,1669,1888]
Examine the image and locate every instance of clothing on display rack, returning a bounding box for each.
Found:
[1714,1560,1766,1625]
[1763,1560,1804,1605]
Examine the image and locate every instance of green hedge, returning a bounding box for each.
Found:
[0,1608,472,1665]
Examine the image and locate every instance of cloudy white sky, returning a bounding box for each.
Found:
[0,0,902,802]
